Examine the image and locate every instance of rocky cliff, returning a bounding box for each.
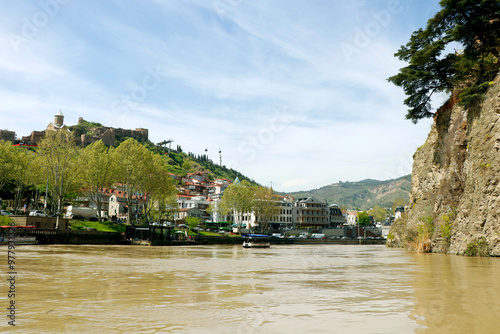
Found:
[389,74,500,255]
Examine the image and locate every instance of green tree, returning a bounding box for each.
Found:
[358,211,371,227]
[37,131,82,229]
[185,216,200,231]
[156,195,178,223]
[218,182,253,234]
[368,206,388,223]
[388,0,500,122]
[140,154,177,223]
[114,138,152,224]
[252,186,280,233]
[0,140,16,192]
[80,141,116,222]
[10,148,37,214]
[206,200,229,225]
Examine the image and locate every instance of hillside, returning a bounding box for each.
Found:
[282,175,411,210]
[73,119,257,184]
[163,150,256,184]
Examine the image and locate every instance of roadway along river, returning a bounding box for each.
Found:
[4,244,500,333]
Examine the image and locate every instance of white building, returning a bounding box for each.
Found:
[292,197,329,227]
[346,210,358,226]
[176,195,212,221]
[108,191,143,221]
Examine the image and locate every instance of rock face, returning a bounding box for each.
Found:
[389,75,500,255]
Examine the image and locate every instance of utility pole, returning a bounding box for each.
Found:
[218,149,222,166]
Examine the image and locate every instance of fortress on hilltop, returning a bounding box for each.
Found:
[18,110,148,146]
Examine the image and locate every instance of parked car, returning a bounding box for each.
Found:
[271,233,283,238]
[29,210,47,217]
[1,210,12,216]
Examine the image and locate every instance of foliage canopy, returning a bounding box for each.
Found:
[388,0,500,122]
[358,211,371,227]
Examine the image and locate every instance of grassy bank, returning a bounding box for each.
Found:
[69,220,126,233]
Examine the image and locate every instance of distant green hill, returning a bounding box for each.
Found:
[282,175,411,211]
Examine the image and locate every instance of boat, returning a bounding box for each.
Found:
[0,236,37,245]
[243,238,270,248]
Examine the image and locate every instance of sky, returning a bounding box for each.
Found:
[0,0,445,192]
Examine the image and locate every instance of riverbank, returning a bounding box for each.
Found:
[3,228,386,246]
[152,236,387,246]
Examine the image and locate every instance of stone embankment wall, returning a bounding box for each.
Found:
[389,74,500,255]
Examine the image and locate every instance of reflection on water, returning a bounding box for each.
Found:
[3,244,500,333]
[410,253,500,333]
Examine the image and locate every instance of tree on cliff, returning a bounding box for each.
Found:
[388,0,500,123]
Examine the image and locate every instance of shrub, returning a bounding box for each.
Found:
[411,216,434,253]
[439,211,455,251]
[169,152,184,165]
[465,237,489,257]
[182,161,191,170]
[0,216,13,225]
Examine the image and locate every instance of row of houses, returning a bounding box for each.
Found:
[176,193,347,229]
[77,181,348,229]
[174,171,230,199]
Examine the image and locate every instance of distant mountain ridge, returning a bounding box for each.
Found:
[282,175,411,210]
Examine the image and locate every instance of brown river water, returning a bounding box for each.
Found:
[2,244,500,333]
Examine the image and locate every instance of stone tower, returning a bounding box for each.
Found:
[54,109,64,127]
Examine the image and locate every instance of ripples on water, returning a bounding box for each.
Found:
[7,244,500,333]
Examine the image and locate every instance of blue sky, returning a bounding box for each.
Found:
[0,0,444,192]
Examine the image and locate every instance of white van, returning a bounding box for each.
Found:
[311,233,326,239]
